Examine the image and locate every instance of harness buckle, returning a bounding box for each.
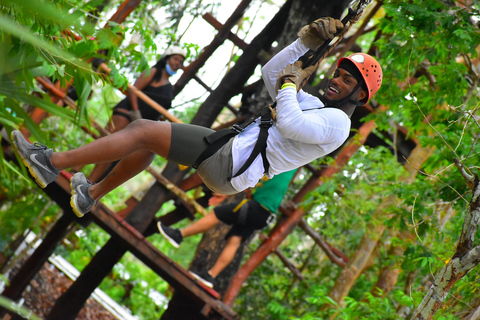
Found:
[232,124,244,134]
[260,119,273,128]
[266,213,276,226]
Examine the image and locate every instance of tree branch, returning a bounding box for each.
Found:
[412,166,480,319]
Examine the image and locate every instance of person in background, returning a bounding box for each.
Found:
[158,170,297,288]
[88,46,186,182]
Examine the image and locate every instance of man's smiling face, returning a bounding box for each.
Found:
[322,65,368,107]
[324,68,360,102]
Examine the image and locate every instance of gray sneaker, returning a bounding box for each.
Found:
[11,130,60,188]
[70,172,95,218]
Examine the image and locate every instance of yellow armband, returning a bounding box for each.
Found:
[281,82,297,90]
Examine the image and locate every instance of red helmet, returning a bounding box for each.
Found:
[338,53,382,103]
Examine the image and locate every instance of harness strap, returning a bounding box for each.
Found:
[192,107,273,178]
[233,199,249,227]
[192,120,254,169]
[232,107,272,178]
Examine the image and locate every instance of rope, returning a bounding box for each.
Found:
[269,0,372,114]
[301,0,372,70]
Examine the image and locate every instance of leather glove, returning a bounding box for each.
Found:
[298,17,344,50]
[275,61,317,94]
[128,109,142,121]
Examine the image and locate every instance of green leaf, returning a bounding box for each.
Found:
[0,12,90,74]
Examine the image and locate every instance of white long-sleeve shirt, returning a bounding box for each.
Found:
[230,38,351,192]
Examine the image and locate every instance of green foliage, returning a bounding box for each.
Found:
[2,0,480,319]
[0,295,42,319]
[0,163,59,253]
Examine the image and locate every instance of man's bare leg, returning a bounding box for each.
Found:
[50,119,171,170]
[209,235,242,278]
[88,113,131,182]
[181,212,220,238]
[89,149,155,200]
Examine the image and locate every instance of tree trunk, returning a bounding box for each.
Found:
[411,245,480,320]
[411,160,480,319]
[160,291,208,320]
[190,222,251,295]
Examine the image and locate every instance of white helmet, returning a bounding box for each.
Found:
[164,46,186,58]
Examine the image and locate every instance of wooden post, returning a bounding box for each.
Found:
[106,0,143,24]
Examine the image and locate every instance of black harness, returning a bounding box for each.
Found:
[192,107,273,178]
[191,104,330,178]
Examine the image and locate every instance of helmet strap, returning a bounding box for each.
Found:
[321,83,365,108]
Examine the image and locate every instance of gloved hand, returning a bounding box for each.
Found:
[275,61,317,93]
[128,109,142,121]
[298,17,344,50]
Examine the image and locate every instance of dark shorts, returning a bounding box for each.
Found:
[214,200,273,240]
[114,99,162,121]
[168,123,237,195]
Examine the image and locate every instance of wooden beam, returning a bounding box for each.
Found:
[145,167,208,216]
[202,13,248,50]
[90,204,238,319]
[98,63,184,123]
[298,219,348,268]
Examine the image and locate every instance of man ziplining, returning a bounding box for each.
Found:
[11,16,383,218]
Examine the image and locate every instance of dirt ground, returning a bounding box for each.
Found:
[8,261,120,320]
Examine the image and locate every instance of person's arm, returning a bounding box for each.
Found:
[261,39,310,102]
[262,17,344,102]
[208,193,228,207]
[127,68,157,118]
[274,88,348,145]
